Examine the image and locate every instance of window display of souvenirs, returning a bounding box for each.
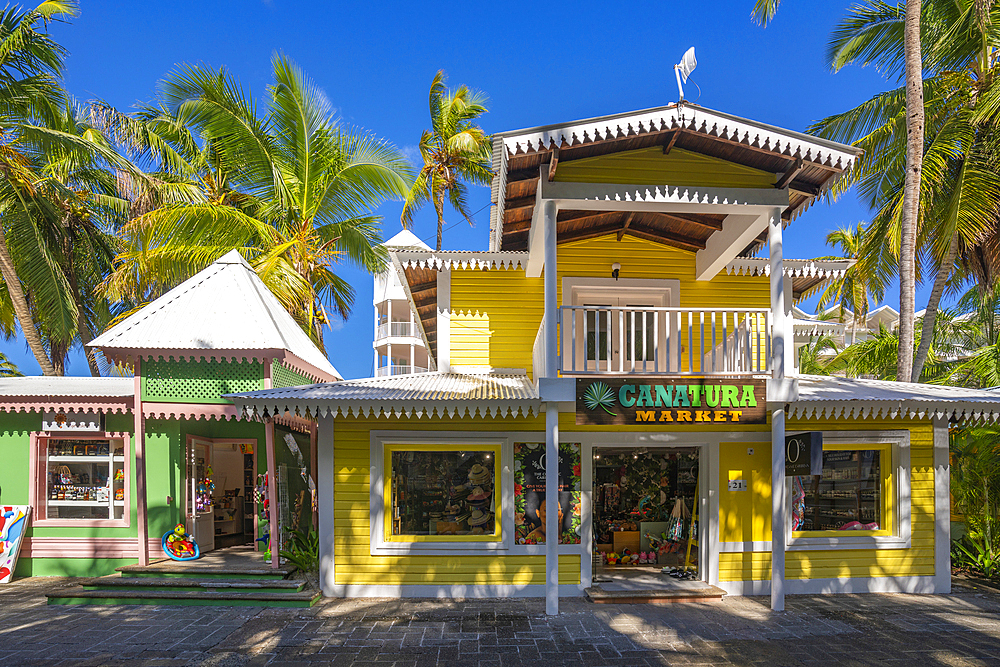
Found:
[390,450,497,536]
[794,449,882,532]
[513,443,582,545]
[43,438,125,521]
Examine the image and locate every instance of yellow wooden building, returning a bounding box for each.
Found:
[230,102,1000,614]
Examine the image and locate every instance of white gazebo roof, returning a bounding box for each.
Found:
[89,250,340,381]
[383,228,432,251]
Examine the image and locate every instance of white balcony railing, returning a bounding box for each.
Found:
[376,321,416,339]
[376,364,429,376]
[558,306,770,376]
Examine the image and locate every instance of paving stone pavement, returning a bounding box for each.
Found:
[1,577,1000,666]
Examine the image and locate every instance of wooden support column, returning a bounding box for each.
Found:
[132,357,149,567]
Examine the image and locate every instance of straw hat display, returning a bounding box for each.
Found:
[466,486,491,502]
[468,508,492,527]
[467,464,491,486]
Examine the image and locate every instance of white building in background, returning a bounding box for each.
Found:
[373,229,431,376]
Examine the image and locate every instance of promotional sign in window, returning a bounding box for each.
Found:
[514,443,581,544]
[576,378,767,425]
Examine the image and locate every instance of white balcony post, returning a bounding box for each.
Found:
[769,206,786,612]
[542,197,560,615]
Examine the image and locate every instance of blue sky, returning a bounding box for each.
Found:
[4,0,921,379]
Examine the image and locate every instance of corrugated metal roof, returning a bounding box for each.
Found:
[0,376,134,397]
[228,372,540,419]
[88,250,340,379]
[794,375,1000,423]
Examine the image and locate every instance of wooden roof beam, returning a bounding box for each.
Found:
[662,131,679,155]
[548,147,559,181]
[775,158,804,190]
[623,227,706,252]
[617,212,635,241]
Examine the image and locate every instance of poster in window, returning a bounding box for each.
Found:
[514,443,581,544]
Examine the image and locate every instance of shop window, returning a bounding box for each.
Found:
[385,444,501,542]
[792,447,889,535]
[34,435,128,525]
[513,443,582,545]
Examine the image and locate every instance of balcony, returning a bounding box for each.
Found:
[376,321,417,340]
[376,364,430,377]
[556,306,771,376]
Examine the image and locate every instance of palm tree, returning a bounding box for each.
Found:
[751,0,780,25]
[816,224,891,345]
[400,71,492,252]
[899,0,925,384]
[102,55,413,346]
[811,0,1000,384]
[0,350,20,377]
[797,331,840,376]
[0,1,77,375]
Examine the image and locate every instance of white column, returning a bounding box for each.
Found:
[387,299,393,373]
[410,342,415,374]
[545,404,559,615]
[769,206,786,612]
[933,417,951,593]
[318,414,336,596]
[543,199,558,378]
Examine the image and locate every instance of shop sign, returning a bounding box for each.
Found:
[575,377,766,425]
[42,411,103,432]
[785,431,823,476]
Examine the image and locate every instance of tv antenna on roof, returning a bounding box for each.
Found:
[674,47,697,101]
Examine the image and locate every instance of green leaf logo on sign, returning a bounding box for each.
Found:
[582,381,617,415]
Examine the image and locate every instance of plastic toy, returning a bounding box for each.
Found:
[606,552,620,565]
[161,524,200,561]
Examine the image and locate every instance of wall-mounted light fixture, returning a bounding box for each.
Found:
[611,262,621,280]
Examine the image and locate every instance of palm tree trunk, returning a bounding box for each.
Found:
[0,231,56,375]
[898,0,924,383]
[434,189,446,252]
[912,232,958,382]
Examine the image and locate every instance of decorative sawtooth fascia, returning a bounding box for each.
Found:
[391,251,529,271]
[793,320,847,335]
[240,402,539,421]
[501,104,858,171]
[724,258,855,279]
[0,401,131,415]
[142,403,243,421]
[497,103,860,224]
[789,401,1000,425]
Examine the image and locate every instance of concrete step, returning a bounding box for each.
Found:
[47,586,320,608]
[585,584,727,604]
[116,563,297,580]
[77,576,306,593]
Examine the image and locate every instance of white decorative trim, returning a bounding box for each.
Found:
[786,430,911,551]
[393,251,528,271]
[500,104,858,173]
[933,417,952,594]
[789,401,1000,424]
[539,179,789,213]
[725,258,854,279]
[718,575,937,596]
[323,583,587,598]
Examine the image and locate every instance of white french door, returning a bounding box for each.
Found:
[575,296,667,372]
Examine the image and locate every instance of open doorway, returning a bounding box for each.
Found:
[592,446,708,596]
[185,437,257,553]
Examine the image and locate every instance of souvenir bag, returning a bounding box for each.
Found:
[791,476,806,531]
[665,497,690,542]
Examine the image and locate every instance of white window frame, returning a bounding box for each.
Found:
[786,430,911,551]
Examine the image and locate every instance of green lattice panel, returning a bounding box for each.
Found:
[142,358,264,403]
[271,360,314,388]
